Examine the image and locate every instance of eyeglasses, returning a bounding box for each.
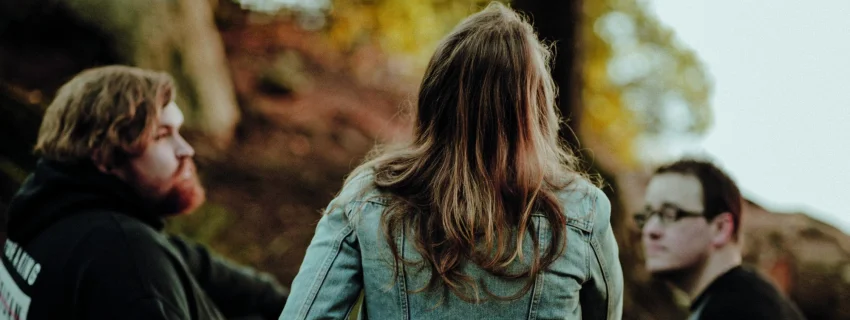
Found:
[633,205,705,229]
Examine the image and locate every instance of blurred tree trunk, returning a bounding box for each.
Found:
[62,0,241,148]
[509,1,582,150]
[510,1,684,319]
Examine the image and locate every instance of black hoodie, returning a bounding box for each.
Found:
[1,159,288,319]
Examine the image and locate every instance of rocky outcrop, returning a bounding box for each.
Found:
[743,201,850,320]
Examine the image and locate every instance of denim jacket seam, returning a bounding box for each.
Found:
[355,195,389,207]
[526,216,546,320]
[346,200,367,222]
[566,217,593,233]
[584,194,597,282]
[589,236,610,317]
[561,191,594,233]
[296,217,356,319]
[589,192,612,317]
[396,232,410,320]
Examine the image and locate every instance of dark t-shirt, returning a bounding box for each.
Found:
[690,265,805,320]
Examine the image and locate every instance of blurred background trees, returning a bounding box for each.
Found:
[1,0,847,318]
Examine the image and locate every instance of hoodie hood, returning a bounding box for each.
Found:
[6,159,165,245]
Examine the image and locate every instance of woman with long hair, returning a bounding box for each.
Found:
[280,2,623,319]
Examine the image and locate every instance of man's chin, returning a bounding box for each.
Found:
[158,179,206,216]
[646,261,682,276]
[646,260,704,284]
[173,190,205,216]
[175,186,206,215]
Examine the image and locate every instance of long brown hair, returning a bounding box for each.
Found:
[346,2,582,302]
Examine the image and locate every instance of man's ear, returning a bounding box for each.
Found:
[710,212,735,246]
[91,151,123,177]
[91,151,111,174]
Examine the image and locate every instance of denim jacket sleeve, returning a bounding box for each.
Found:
[581,188,624,320]
[279,194,363,320]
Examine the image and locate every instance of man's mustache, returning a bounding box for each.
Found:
[174,158,197,180]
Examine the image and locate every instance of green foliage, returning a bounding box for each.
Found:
[583,0,712,167]
[166,202,234,246]
[325,0,496,79]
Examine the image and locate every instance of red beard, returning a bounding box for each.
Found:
[155,159,206,216]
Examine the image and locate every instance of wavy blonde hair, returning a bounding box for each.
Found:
[35,65,174,167]
[346,2,583,302]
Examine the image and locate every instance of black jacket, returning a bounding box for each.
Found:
[1,159,288,319]
[690,265,805,320]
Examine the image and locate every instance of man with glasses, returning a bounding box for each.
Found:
[635,159,804,320]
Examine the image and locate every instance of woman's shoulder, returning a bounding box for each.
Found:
[554,174,606,206]
[553,175,611,233]
[338,168,389,206]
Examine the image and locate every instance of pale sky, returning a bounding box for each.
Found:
[648,0,850,233]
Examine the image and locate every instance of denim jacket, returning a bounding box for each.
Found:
[280,172,623,320]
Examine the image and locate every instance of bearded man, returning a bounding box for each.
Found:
[0,66,287,320]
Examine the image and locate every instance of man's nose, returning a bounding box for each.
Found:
[642,216,664,240]
[174,134,195,158]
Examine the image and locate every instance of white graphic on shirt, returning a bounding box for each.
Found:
[0,261,31,320]
[3,242,39,286]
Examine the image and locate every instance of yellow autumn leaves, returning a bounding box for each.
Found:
[322,0,711,170]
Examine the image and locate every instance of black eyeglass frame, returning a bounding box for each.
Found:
[633,205,706,229]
